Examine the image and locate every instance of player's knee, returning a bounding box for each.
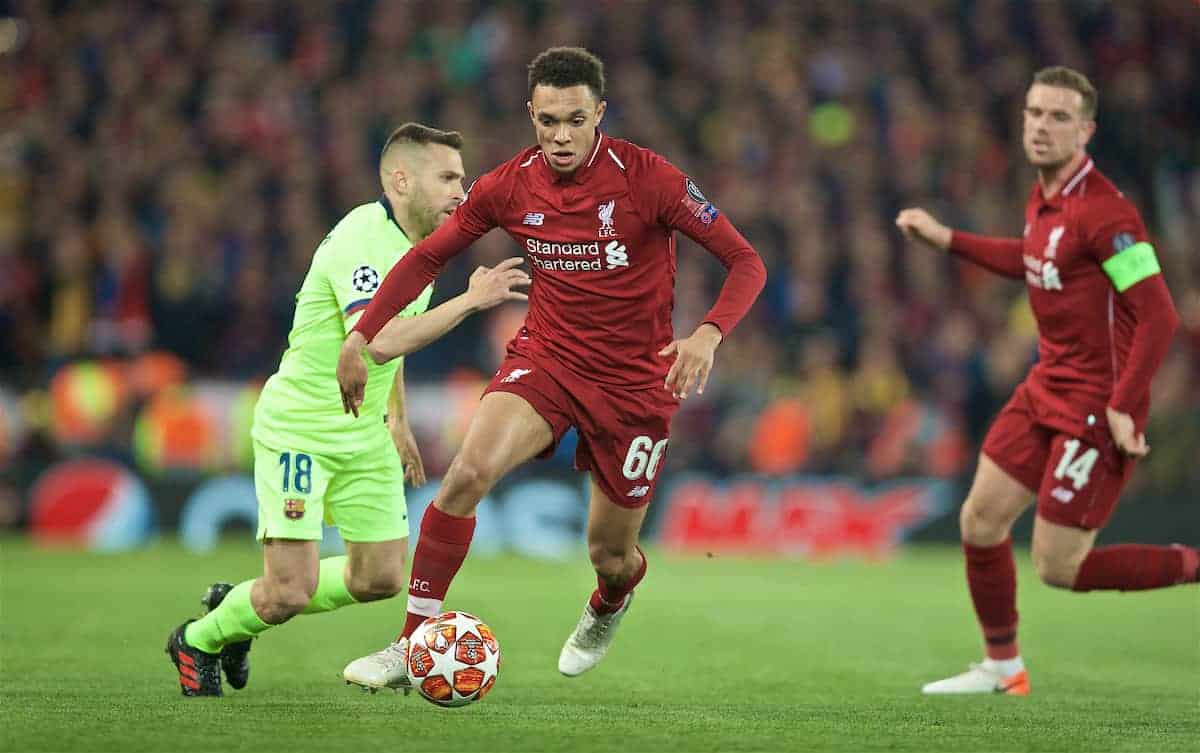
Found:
[347,570,406,602]
[1032,548,1081,589]
[959,497,1011,545]
[440,456,496,510]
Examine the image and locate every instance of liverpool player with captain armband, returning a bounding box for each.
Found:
[897,66,1195,697]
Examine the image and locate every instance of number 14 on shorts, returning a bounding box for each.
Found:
[1054,438,1099,490]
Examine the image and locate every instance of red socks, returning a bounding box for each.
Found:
[1072,544,1199,592]
[401,505,476,639]
[961,537,1197,659]
[589,547,647,615]
[964,538,1020,660]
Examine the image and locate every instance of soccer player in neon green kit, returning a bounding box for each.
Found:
[165,123,531,696]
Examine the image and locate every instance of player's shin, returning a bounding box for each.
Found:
[185,581,270,654]
[401,504,476,638]
[964,538,1020,661]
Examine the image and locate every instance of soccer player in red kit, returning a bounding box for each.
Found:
[897,66,1196,695]
[337,47,766,688]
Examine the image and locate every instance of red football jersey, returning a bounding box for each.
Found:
[355,132,766,390]
[953,157,1178,434]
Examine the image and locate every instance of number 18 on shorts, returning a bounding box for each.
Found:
[252,439,410,542]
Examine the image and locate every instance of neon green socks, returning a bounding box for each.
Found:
[184,556,360,654]
[302,556,360,614]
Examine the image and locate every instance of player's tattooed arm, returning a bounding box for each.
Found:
[659,323,723,400]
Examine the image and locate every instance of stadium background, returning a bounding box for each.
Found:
[2,0,1198,554]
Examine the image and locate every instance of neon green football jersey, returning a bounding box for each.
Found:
[252,198,433,456]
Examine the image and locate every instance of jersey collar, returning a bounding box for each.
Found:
[538,130,606,185]
[378,194,411,241]
[1036,155,1094,210]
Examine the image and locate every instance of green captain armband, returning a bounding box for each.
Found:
[1102,241,1160,292]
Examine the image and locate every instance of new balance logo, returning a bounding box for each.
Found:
[523,212,545,226]
[627,486,650,498]
[501,368,533,384]
[605,240,629,269]
[1050,487,1075,503]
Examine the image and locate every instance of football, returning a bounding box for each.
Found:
[407,611,501,707]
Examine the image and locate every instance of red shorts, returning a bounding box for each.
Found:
[981,383,1135,530]
[483,351,679,508]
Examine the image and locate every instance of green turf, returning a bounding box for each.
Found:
[1,538,1197,752]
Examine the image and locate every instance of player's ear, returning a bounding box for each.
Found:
[1080,119,1096,147]
[527,101,536,125]
[390,168,408,197]
[594,99,607,127]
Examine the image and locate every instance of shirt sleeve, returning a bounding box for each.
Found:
[639,153,767,336]
[1084,195,1157,290]
[1082,196,1179,415]
[948,231,1025,279]
[310,232,385,336]
[353,170,504,341]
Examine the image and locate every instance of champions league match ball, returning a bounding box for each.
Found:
[407,611,501,707]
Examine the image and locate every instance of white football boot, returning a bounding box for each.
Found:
[558,593,633,677]
[343,637,413,695]
[921,659,1030,696]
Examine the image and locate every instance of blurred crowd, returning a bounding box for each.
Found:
[3,0,1198,492]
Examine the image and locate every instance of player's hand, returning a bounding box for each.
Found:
[337,332,369,417]
[659,323,723,400]
[1105,406,1149,458]
[895,208,952,251]
[390,418,427,486]
[466,257,530,311]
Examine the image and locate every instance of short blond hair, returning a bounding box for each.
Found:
[1033,66,1098,120]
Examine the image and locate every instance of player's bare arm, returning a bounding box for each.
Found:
[337,333,369,417]
[387,364,426,486]
[339,259,530,415]
[895,208,952,250]
[366,258,530,365]
[660,323,722,400]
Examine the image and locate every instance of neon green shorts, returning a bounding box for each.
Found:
[252,437,409,543]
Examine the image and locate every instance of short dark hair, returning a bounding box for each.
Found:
[1032,66,1098,120]
[379,123,464,166]
[527,47,605,101]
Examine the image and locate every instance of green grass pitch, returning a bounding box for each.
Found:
[2,538,1196,752]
